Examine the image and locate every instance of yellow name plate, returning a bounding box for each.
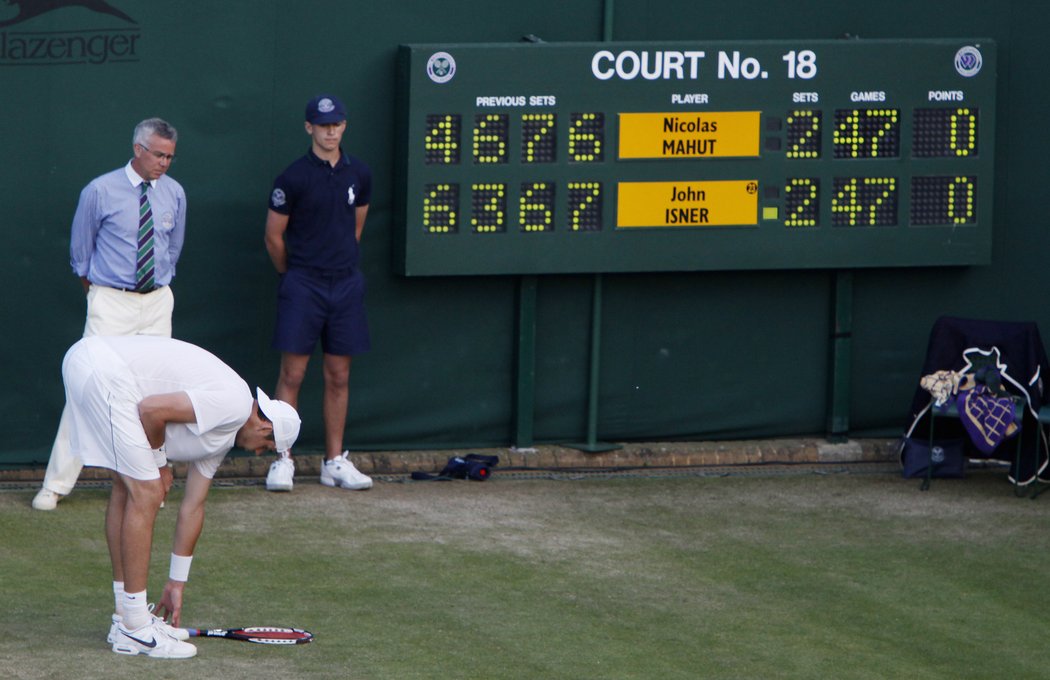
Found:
[617,180,759,228]
[618,111,761,159]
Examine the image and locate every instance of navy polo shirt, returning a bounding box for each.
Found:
[269,148,372,272]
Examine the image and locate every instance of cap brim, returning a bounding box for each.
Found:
[255,387,298,454]
[309,114,346,125]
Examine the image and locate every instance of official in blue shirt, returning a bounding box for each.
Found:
[69,119,186,336]
[70,161,186,292]
[263,94,374,493]
[33,118,187,512]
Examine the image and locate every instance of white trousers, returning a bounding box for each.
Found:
[41,285,174,494]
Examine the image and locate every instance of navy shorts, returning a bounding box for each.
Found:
[272,267,371,356]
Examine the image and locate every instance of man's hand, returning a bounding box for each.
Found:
[155,579,186,627]
[159,464,174,501]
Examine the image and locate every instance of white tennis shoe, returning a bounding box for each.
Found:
[321,451,373,490]
[112,620,196,658]
[31,488,62,511]
[266,456,295,492]
[108,608,190,644]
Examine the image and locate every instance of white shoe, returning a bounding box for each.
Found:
[108,609,189,644]
[112,620,197,658]
[32,488,62,511]
[266,456,295,492]
[321,451,373,490]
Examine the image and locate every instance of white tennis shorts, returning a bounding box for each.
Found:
[61,339,160,481]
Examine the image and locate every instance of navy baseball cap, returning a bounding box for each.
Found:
[305,94,347,124]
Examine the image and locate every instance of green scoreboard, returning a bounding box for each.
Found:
[393,39,996,276]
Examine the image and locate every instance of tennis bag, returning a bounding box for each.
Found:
[411,454,500,481]
[900,437,966,479]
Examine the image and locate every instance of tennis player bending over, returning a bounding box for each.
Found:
[62,335,300,659]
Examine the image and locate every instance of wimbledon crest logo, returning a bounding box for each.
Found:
[427,51,456,84]
[954,46,983,78]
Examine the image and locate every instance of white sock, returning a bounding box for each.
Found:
[122,590,150,631]
[113,581,125,618]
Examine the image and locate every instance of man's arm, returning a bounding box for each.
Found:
[155,464,213,626]
[69,183,101,284]
[139,392,197,502]
[264,209,291,273]
[168,187,188,266]
[138,392,196,448]
[137,392,208,626]
[355,204,369,243]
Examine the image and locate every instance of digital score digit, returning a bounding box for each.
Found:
[784,178,819,227]
[786,110,821,159]
[422,183,457,233]
[520,182,555,232]
[522,113,556,163]
[471,183,506,233]
[913,107,978,157]
[910,175,977,225]
[831,177,898,227]
[396,39,996,275]
[568,182,603,231]
[832,108,901,159]
[568,113,604,163]
[425,114,460,165]
[473,113,508,164]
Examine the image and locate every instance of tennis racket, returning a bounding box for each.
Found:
[182,626,314,645]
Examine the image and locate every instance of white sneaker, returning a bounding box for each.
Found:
[321,451,373,490]
[266,456,295,492]
[108,609,189,644]
[32,488,62,511]
[112,620,197,658]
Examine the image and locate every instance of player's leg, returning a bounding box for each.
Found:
[105,473,128,644]
[317,269,372,490]
[108,471,196,658]
[108,471,195,658]
[266,352,310,491]
[276,352,310,409]
[107,472,190,654]
[321,353,351,458]
[267,269,324,492]
[106,474,130,584]
[318,353,371,490]
[116,473,164,598]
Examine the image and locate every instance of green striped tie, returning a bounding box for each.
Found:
[135,183,155,292]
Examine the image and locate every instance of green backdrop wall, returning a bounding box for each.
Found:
[2,0,1044,466]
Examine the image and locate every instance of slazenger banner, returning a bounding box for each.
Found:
[0,0,141,66]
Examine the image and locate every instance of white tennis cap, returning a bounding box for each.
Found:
[256,387,301,454]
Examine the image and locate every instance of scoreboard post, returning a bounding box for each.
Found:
[394,39,996,276]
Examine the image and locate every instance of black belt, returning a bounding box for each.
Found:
[114,285,162,295]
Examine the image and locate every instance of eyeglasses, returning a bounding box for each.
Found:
[137,143,176,163]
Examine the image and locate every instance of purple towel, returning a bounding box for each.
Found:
[957,385,1018,454]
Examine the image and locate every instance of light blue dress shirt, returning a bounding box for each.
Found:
[69,162,187,289]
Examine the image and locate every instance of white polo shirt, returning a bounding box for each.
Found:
[62,336,253,480]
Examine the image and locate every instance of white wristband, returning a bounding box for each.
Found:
[169,553,193,582]
[152,447,168,468]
